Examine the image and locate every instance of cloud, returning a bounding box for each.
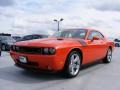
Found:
[0,0,14,7]
[91,0,120,11]
[0,0,120,37]
[68,0,120,12]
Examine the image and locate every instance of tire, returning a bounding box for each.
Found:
[2,44,6,51]
[103,48,112,63]
[115,43,120,47]
[115,43,118,47]
[118,44,120,47]
[116,43,119,47]
[63,51,81,78]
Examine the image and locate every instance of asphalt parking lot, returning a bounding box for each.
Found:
[0,48,120,90]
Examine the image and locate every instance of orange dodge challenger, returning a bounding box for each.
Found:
[10,29,114,77]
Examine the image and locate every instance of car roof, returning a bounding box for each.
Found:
[23,34,47,37]
[62,28,98,32]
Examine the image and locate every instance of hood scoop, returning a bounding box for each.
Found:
[57,38,64,40]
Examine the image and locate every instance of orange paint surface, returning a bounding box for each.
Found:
[10,29,114,71]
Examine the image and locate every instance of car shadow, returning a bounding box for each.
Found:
[0,66,65,84]
[79,60,107,76]
[0,60,107,84]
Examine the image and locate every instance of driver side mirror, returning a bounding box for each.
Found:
[92,36,100,41]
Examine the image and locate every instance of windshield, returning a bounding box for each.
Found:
[52,29,87,39]
[1,36,15,42]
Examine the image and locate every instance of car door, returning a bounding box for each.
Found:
[84,31,106,63]
[95,31,108,58]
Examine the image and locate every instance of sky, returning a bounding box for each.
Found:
[0,0,120,37]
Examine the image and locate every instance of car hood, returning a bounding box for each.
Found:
[15,38,84,48]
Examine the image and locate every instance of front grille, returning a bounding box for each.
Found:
[11,46,42,54]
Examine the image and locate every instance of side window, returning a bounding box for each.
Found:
[23,35,33,40]
[88,31,98,40]
[88,31,104,40]
[96,31,104,39]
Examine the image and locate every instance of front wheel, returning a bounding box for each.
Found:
[1,45,6,51]
[103,48,112,63]
[64,51,81,78]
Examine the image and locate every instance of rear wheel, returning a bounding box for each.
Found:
[64,51,81,78]
[103,48,112,63]
[115,43,119,47]
[118,44,120,47]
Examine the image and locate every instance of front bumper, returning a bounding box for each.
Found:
[10,51,65,71]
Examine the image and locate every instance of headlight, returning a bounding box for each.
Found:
[43,48,56,55]
[43,48,49,54]
[49,48,56,54]
[11,45,19,51]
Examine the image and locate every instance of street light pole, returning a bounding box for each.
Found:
[57,21,60,31]
[54,18,64,31]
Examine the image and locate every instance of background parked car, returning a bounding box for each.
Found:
[0,36,16,51]
[114,38,120,47]
[18,34,48,41]
[0,39,1,56]
[12,36,21,41]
